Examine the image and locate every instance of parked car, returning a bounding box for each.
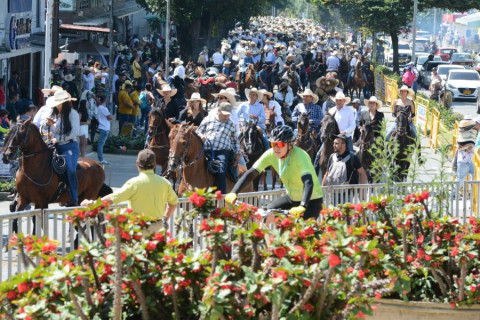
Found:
[412,37,430,54]
[445,69,480,100]
[450,53,475,68]
[416,54,441,72]
[419,61,449,88]
[385,42,411,67]
[436,64,465,82]
[437,47,457,61]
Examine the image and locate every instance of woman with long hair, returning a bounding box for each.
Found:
[46,90,80,206]
[178,92,206,126]
[77,93,90,157]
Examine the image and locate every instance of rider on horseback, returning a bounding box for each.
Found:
[237,88,270,151]
[291,89,323,141]
[225,125,324,220]
[386,85,417,141]
[240,50,254,84]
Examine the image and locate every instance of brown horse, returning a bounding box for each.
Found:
[238,64,257,100]
[147,107,170,173]
[318,112,340,178]
[355,123,375,182]
[167,123,253,194]
[240,120,265,191]
[2,118,106,211]
[294,112,319,163]
[349,60,365,99]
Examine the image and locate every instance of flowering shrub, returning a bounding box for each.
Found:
[1,188,479,319]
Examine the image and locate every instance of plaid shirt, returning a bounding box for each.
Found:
[292,102,323,129]
[196,114,239,153]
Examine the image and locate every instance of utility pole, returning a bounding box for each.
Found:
[108,0,114,111]
[165,0,170,78]
[412,0,418,64]
[52,0,60,62]
[433,8,437,40]
[44,0,54,88]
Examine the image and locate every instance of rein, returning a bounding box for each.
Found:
[169,129,205,169]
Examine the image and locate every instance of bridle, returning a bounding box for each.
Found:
[168,128,204,169]
[5,123,50,160]
[396,111,409,137]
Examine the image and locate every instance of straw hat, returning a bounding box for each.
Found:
[212,89,236,105]
[157,84,178,96]
[326,77,340,87]
[459,119,476,131]
[364,96,382,109]
[331,91,351,105]
[223,61,231,66]
[259,89,273,100]
[46,90,77,108]
[298,88,319,104]
[315,76,327,87]
[172,58,184,65]
[245,88,264,102]
[42,85,63,96]
[458,129,476,144]
[187,92,206,105]
[294,48,303,54]
[398,85,415,98]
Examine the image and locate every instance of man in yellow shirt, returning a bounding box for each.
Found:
[130,84,142,128]
[81,149,178,233]
[132,55,142,83]
[118,81,134,134]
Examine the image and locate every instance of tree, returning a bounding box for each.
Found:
[135,0,278,60]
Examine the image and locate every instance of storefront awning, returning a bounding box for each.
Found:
[60,24,113,33]
[73,17,110,26]
[456,12,480,27]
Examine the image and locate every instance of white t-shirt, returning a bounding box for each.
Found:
[97,104,111,131]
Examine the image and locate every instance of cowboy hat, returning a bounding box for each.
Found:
[298,89,319,104]
[157,84,178,96]
[42,85,63,96]
[458,129,476,144]
[223,60,231,66]
[46,90,77,108]
[187,92,207,105]
[218,102,233,115]
[294,48,303,54]
[212,89,236,105]
[459,119,476,131]
[259,89,273,100]
[364,96,382,109]
[331,91,351,105]
[398,85,415,98]
[245,88,264,103]
[315,76,327,88]
[278,82,289,92]
[326,77,340,87]
[172,58,184,65]
[64,74,75,81]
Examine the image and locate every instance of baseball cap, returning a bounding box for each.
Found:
[218,102,232,115]
[137,149,156,169]
[334,134,348,143]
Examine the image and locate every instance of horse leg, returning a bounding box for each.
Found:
[253,175,260,191]
[263,170,268,191]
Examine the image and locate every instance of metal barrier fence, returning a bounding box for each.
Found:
[384,76,398,111]
[429,108,441,151]
[1,181,479,282]
[415,95,430,137]
[452,120,459,157]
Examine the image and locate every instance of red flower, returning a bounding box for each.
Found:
[200,219,211,232]
[404,195,411,203]
[354,204,364,213]
[451,247,459,257]
[380,199,387,208]
[189,192,206,207]
[417,248,425,259]
[253,229,264,239]
[303,303,314,312]
[215,190,223,201]
[366,202,378,212]
[280,218,292,228]
[272,270,288,281]
[425,255,432,261]
[153,232,165,242]
[328,254,341,267]
[6,290,17,300]
[407,255,414,262]
[117,214,127,223]
[163,284,173,295]
[146,241,156,251]
[358,270,365,280]
[17,282,30,294]
[417,235,424,245]
[471,285,477,292]
[213,224,224,233]
[420,190,429,200]
[273,247,287,259]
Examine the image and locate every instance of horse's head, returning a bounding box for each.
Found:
[396,111,410,137]
[243,120,262,155]
[3,118,34,163]
[320,113,340,142]
[167,123,195,172]
[148,107,167,136]
[297,112,310,134]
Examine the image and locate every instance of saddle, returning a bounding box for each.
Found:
[48,144,69,203]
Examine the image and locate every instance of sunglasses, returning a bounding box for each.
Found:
[270,141,287,148]
[217,96,227,100]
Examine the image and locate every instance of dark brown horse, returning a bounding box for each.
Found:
[348,60,365,99]
[238,64,257,100]
[393,110,414,181]
[167,123,253,194]
[318,113,340,178]
[355,123,376,182]
[240,120,265,191]
[2,118,106,211]
[295,112,319,163]
[147,106,171,176]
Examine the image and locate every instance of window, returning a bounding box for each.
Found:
[78,0,90,10]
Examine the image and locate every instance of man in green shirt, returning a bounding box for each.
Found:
[82,149,178,232]
[226,126,323,220]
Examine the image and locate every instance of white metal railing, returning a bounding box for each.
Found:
[0,181,477,282]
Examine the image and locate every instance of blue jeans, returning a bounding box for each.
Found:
[213,150,229,194]
[97,129,109,162]
[386,122,417,141]
[57,141,79,202]
[454,161,474,196]
[141,106,151,134]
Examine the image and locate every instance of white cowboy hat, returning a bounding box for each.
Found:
[331,91,351,105]
[294,48,303,54]
[223,60,231,66]
[298,89,319,104]
[212,89,236,105]
[458,129,476,144]
[41,85,63,96]
[64,74,75,81]
[315,76,327,88]
[259,89,273,100]
[459,119,476,131]
[187,92,206,105]
[157,84,178,96]
[398,85,415,98]
[46,90,77,108]
[172,58,184,65]
[364,96,382,109]
[245,88,264,102]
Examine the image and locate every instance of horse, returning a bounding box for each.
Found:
[184,76,199,99]
[286,67,300,96]
[363,62,375,99]
[2,118,108,212]
[166,123,253,195]
[240,120,266,191]
[393,110,414,181]
[338,56,349,91]
[295,112,320,163]
[318,113,340,178]
[147,106,172,176]
[348,60,365,99]
[194,66,227,105]
[238,64,257,100]
[354,123,376,182]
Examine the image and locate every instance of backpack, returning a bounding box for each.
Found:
[325,153,354,186]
